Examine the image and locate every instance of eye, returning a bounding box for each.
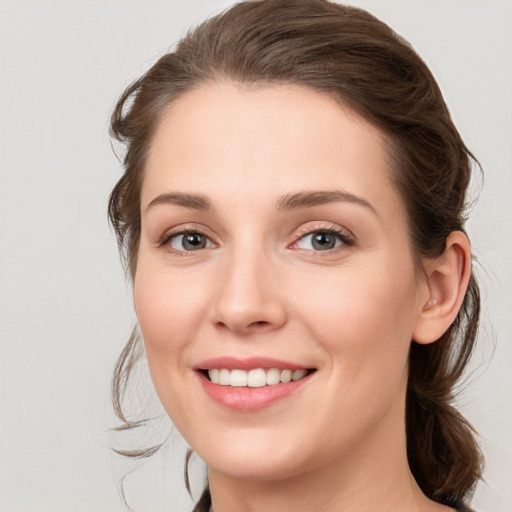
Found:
[294,229,350,251]
[168,232,214,251]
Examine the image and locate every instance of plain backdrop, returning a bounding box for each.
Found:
[1,1,511,511]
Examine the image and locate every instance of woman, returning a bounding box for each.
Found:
[109,1,482,510]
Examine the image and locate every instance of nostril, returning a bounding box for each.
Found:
[213,319,272,333]
[252,320,270,327]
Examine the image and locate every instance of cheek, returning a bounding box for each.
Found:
[294,258,419,370]
[133,265,206,362]
[132,264,210,424]
[293,262,418,435]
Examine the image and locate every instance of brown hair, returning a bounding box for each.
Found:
[109,0,482,508]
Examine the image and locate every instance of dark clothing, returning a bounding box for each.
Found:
[456,502,476,512]
[193,488,476,511]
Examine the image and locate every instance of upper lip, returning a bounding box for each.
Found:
[195,356,312,371]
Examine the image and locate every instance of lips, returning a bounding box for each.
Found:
[195,357,316,410]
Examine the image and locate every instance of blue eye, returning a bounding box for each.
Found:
[295,230,347,251]
[169,232,214,251]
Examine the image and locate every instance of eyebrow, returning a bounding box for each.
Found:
[145,192,214,213]
[145,189,376,215]
[275,190,377,214]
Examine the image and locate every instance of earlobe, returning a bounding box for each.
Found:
[413,231,471,345]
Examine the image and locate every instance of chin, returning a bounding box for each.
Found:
[206,454,305,483]
[191,428,310,481]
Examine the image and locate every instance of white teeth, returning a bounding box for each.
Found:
[280,369,292,383]
[209,368,219,384]
[266,368,281,385]
[230,369,248,387]
[247,368,267,388]
[219,369,231,385]
[207,367,310,387]
[292,369,307,381]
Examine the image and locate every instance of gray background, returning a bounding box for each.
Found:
[1,1,511,511]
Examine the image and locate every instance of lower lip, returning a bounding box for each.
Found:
[198,372,313,411]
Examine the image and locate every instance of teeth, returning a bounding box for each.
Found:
[209,369,219,384]
[230,369,247,387]
[207,367,310,387]
[219,369,230,385]
[280,369,292,383]
[292,369,307,381]
[247,368,267,387]
[266,368,281,385]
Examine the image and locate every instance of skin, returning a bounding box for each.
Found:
[134,82,470,512]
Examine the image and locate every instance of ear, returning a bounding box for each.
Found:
[413,231,471,344]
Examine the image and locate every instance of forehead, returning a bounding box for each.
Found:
[143,82,401,218]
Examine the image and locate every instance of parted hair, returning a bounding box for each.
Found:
[109,1,483,509]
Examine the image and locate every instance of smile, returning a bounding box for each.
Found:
[207,368,310,387]
[196,357,317,410]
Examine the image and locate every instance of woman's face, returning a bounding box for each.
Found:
[135,83,428,481]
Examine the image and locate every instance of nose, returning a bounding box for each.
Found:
[209,248,287,336]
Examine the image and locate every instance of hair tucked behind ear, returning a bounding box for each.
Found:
[407,274,481,505]
[109,0,483,507]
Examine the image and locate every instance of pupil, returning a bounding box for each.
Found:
[313,232,335,250]
[184,233,205,250]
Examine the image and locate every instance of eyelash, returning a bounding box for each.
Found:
[157,225,355,254]
[292,226,355,252]
[157,228,215,253]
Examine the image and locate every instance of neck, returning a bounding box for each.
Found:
[207,392,451,512]
[208,452,424,512]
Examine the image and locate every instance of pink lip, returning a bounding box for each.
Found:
[194,357,315,411]
[196,356,309,371]
[198,375,312,410]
